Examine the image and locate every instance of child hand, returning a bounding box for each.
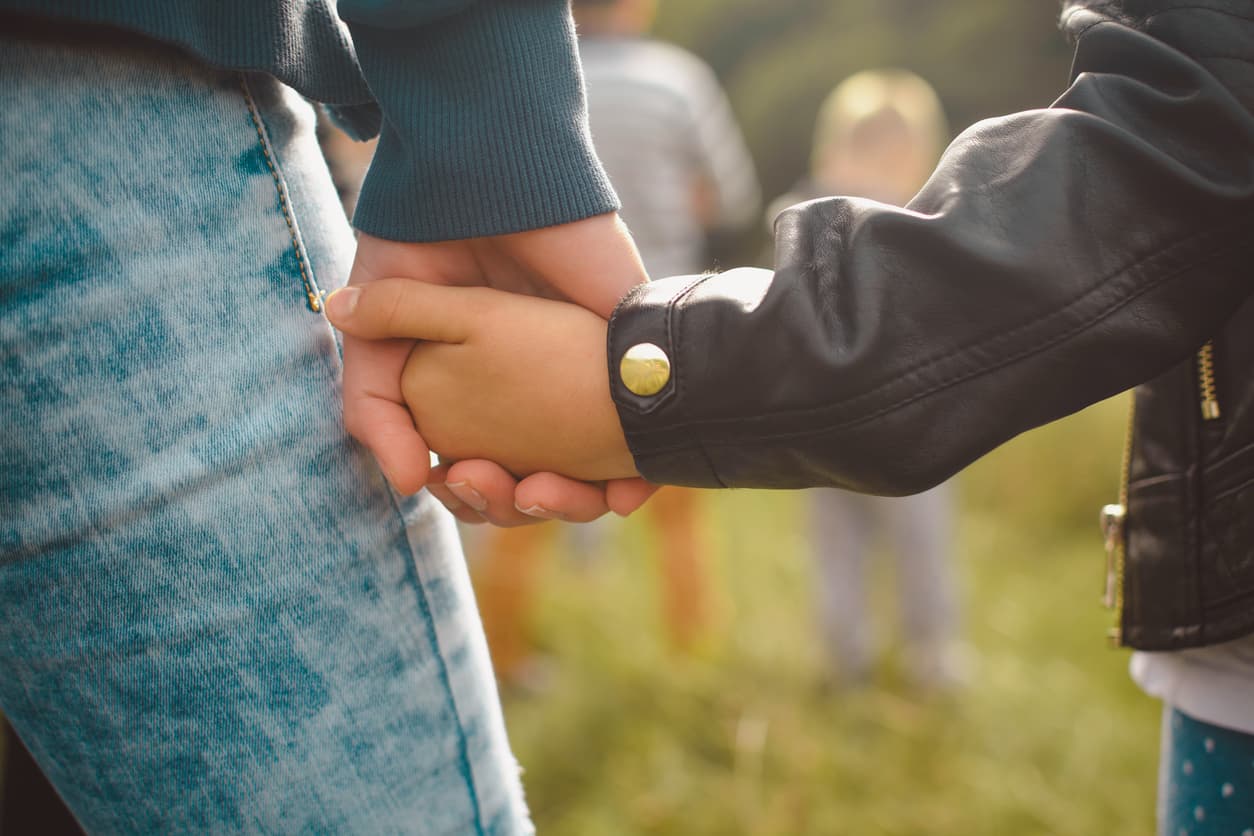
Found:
[326,279,638,483]
[341,215,646,495]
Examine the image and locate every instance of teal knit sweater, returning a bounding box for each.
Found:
[0,0,619,242]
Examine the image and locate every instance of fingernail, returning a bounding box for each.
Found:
[324,286,360,322]
[446,481,488,512]
[515,503,566,521]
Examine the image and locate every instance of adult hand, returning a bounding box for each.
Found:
[428,461,658,524]
[339,212,657,524]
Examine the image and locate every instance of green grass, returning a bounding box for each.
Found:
[496,395,1159,835]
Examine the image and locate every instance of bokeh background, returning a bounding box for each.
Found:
[654,0,1073,260]
[495,397,1149,836]
[0,3,1155,833]
[474,2,1157,835]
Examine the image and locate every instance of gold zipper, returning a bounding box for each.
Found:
[1102,344,1220,645]
[1100,395,1135,645]
[1198,341,1221,421]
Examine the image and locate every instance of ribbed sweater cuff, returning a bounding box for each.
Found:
[347,0,619,242]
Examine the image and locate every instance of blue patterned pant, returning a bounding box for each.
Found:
[0,31,531,834]
[1160,708,1254,836]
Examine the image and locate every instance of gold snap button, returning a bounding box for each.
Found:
[620,342,671,397]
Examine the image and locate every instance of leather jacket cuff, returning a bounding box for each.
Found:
[607,274,724,487]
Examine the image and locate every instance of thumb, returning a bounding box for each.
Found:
[324,279,481,343]
[504,213,648,318]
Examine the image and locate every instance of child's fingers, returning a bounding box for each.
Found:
[325,279,486,344]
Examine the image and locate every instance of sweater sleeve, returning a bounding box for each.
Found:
[339,0,619,241]
[606,5,1254,493]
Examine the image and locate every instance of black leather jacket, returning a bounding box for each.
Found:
[607,0,1254,651]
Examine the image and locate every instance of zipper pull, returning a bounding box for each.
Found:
[1198,342,1221,420]
[1100,503,1126,609]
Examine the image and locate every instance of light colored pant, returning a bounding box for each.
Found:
[0,32,530,834]
[810,485,957,682]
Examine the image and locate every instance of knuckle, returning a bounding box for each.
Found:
[379,280,407,334]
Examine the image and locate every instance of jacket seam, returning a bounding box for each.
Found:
[1202,436,1254,496]
[1193,54,1254,66]
[630,213,1254,450]
[1145,5,1254,26]
[1129,472,1186,491]
[1205,587,1254,610]
[1064,10,1125,40]
[667,274,728,487]
[1212,470,1254,503]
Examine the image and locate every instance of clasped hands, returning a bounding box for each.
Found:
[327,213,653,525]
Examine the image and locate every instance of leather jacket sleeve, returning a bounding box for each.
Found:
[607,2,1254,493]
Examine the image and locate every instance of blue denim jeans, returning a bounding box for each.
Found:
[0,31,531,834]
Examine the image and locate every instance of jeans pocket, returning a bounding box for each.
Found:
[239,73,326,313]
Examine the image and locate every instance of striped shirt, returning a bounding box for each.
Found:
[579,36,760,278]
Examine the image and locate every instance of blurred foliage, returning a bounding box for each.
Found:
[502,396,1155,835]
[653,0,1073,225]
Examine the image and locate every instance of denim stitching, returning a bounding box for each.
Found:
[239,74,324,313]
[248,70,486,829]
[387,494,488,836]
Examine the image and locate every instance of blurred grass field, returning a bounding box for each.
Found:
[488,394,1159,836]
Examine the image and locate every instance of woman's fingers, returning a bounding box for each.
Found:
[325,280,487,343]
[443,460,561,527]
[604,478,659,516]
[514,472,615,523]
[339,333,430,495]
[431,461,618,525]
[425,478,489,525]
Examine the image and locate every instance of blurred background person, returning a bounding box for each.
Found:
[578,0,761,275]
[473,0,761,686]
[772,70,963,691]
